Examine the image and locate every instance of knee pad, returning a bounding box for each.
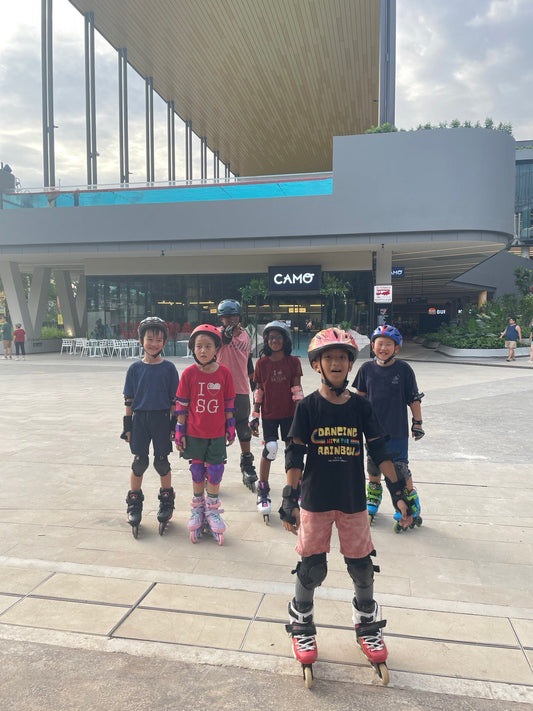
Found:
[131,455,149,477]
[190,459,206,483]
[345,555,374,590]
[206,462,224,485]
[366,456,381,478]
[153,455,171,477]
[394,461,411,482]
[262,440,278,461]
[296,553,328,591]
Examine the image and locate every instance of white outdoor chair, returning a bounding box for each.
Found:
[60,338,74,355]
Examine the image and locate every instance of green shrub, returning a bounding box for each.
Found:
[40,326,65,340]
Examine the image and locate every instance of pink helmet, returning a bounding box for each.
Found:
[188,324,222,351]
[308,328,358,364]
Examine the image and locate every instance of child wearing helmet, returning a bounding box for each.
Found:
[353,324,424,532]
[216,299,257,491]
[280,327,412,683]
[249,321,303,523]
[122,317,179,537]
[175,324,236,545]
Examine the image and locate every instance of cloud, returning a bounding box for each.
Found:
[396,0,533,139]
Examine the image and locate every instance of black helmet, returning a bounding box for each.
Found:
[217,299,242,318]
[138,316,168,343]
[262,320,292,348]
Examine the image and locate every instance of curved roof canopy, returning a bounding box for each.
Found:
[69,0,381,175]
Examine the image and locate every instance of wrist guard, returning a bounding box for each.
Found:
[221,325,235,344]
[120,415,132,440]
[411,418,425,440]
[279,484,301,524]
[175,422,187,449]
[248,412,260,435]
[225,417,236,445]
[385,476,411,515]
[170,414,177,440]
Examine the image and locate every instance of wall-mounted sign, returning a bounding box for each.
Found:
[374,284,392,303]
[407,297,427,304]
[391,267,405,278]
[428,308,447,315]
[268,265,321,293]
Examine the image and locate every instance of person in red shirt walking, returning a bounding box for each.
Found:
[249,321,303,523]
[13,323,26,360]
[175,324,236,545]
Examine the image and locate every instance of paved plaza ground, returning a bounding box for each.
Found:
[0,343,532,709]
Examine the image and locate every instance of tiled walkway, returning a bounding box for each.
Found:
[0,348,532,704]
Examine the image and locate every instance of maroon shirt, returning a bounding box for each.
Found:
[254,355,302,419]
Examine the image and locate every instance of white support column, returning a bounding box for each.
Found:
[28,266,52,338]
[0,262,49,340]
[53,269,81,336]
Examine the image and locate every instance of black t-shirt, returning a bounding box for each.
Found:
[289,390,384,514]
[352,359,418,439]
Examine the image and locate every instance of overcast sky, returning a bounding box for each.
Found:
[0,0,532,188]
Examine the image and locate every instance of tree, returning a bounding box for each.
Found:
[364,123,399,134]
[320,274,351,326]
[514,266,533,297]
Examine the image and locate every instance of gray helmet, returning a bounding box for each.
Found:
[262,320,292,348]
[217,299,242,317]
[138,316,168,343]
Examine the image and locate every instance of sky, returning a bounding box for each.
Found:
[0,0,532,189]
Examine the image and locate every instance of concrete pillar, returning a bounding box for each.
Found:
[76,274,88,336]
[28,266,52,338]
[53,269,81,337]
[0,262,33,337]
[375,246,392,284]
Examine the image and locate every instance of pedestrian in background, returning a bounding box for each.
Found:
[13,323,26,360]
[500,317,522,361]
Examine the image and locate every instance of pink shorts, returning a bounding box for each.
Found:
[296,509,374,559]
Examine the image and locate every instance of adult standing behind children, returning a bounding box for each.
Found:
[249,321,303,522]
[216,299,257,491]
[175,324,236,545]
[353,324,424,532]
[121,317,179,537]
[500,317,522,361]
[1,319,13,359]
[13,323,26,360]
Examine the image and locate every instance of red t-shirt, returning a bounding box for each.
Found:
[253,355,303,419]
[13,328,26,342]
[176,363,235,439]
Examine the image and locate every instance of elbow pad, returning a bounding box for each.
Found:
[407,391,424,405]
[366,437,390,466]
[124,396,133,407]
[285,441,306,472]
[291,385,304,402]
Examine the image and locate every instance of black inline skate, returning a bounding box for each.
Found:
[126,489,144,538]
[157,487,175,535]
[240,452,258,492]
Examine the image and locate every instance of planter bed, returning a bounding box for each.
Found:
[436,345,530,358]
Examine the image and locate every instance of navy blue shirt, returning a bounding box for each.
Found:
[123,360,179,412]
[353,359,418,439]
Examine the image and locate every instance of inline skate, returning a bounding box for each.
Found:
[157,487,175,535]
[366,481,382,523]
[187,494,206,543]
[204,495,226,545]
[126,489,144,538]
[393,488,422,532]
[353,599,389,684]
[240,452,258,492]
[286,599,317,688]
[256,481,271,523]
